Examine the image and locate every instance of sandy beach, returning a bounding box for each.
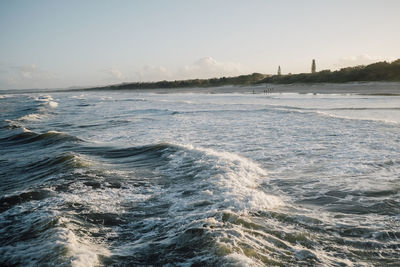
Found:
[137,81,400,95]
[1,81,400,96]
[44,81,398,95]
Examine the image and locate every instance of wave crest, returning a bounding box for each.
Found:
[0,129,81,146]
[163,143,283,212]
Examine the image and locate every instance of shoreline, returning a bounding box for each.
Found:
[1,81,400,96]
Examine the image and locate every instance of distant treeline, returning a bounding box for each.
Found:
[259,59,400,84]
[90,59,400,90]
[92,73,267,90]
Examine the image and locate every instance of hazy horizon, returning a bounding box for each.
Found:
[1,0,399,90]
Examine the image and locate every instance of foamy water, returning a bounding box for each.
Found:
[1,88,400,266]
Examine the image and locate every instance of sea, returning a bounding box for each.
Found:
[1,86,400,266]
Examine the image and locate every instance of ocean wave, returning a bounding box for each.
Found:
[0,129,81,146]
[2,94,59,130]
[119,98,147,102]
[0,94,12,99]
[0,189,55,213]
[262,104,400,124]
[314,110,400,124]
[2,91,400,266]
[0,151,113,266]
[163,143,283,211]
[90,142,283,212]
[0,198,110,267]
[35,95,58,109]
[63,142,285,265]
[70,94,87,100]
[4,113,46,130]
[34,95,54,102]
[17,113,44,121]
[45,100,58,108]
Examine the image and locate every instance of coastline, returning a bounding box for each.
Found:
[95,81,400,95]
[1,81,400,96]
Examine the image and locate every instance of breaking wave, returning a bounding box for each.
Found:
[2,91,400,266]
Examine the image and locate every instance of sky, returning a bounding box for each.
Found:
[0,0,399,89]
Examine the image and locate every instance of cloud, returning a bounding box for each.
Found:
[108,68,123,79]
[0,57,247,89]
[103,68,125,83]
[178,57,246,79]
[126,57,246,82]
[103,66,171,83]
[335,54,390,68]
[106,57,247,84]
[133,65,171,82]
[17,64,39,79]
[0,63,56,89]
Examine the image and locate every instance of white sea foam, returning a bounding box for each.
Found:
[4,119,32,132]
[263,93,400,124]
[161,143,283,213]
[21,126,32,132]
[34,95,54,101]
[55,219,111,267]
[47,100,59,108]
[7,94,59,127]
[70,94,87,99]
[46,130,64,134]
[4,119,21,128]
[62,181,152,214]
[34,94,58,108]
[0,198,110,267]
[314,110,400,124]
[17,113,43,121]
[224,252,263,267]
